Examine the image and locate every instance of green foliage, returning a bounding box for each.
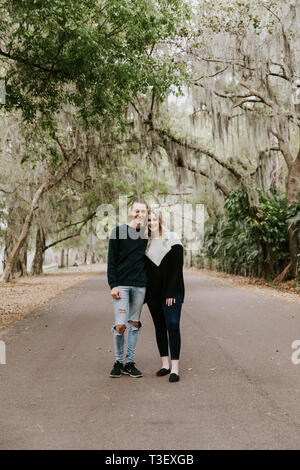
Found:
[287,197,300,231]
[252,189,289,261]
[287,195,300,276]
[0,0,190,127]
[203,188,299,279]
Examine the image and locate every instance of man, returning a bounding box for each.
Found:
[107,199,148,378]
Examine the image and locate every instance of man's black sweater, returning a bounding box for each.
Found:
[107,224,147,290]
[145,244,185,302]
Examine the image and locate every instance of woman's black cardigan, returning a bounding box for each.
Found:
[144,244,185,303]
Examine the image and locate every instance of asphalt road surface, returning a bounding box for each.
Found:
[1,272,300,450]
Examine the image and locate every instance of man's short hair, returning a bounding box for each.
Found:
[130,199,148,210]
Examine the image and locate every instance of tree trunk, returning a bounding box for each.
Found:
[31,226,46,275]
[262,242,275,281]
[1,183,46,282]
[286,155,300,278]
[3,207,28,279]
[59,249,65,268]
[275,149,300,281]
[1,145,83,283]
[286,150,300,204]
[19,245,28,277]
[273,261,292,284]
[3,235,28,279]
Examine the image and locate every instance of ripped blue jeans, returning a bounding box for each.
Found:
[112,286,146,364]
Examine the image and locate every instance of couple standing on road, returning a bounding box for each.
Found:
[107,199,185,383]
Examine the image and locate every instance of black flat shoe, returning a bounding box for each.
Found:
[156,368,171,377]
[169,373,180,382]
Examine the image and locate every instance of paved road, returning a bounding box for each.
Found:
[1,272,300,450]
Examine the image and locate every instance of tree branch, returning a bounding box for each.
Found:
[54,211,96,234]
[0,48,66,75]
[154,126,243,182]
[44,211,96,251]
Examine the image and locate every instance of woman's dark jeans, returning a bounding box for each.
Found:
[147,292,183,360]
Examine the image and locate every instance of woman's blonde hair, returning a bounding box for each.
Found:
[146,208,169,251]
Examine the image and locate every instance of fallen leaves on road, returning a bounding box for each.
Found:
[1,264,299,331]
[185,267,300,305]
[0,265,106,330]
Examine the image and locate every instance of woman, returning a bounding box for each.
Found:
[145,209,185,382]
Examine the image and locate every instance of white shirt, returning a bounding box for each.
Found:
[146,232,183,267]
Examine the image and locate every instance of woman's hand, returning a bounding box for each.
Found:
[166,298,176,307]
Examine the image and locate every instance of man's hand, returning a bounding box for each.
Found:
[166,298,176,307]
[111,287,121,299]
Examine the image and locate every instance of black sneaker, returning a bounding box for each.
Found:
[122,362,143,378]
[110,361,123,378]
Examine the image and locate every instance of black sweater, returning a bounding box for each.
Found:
[145,244,185,303]
[107,224,147,290]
